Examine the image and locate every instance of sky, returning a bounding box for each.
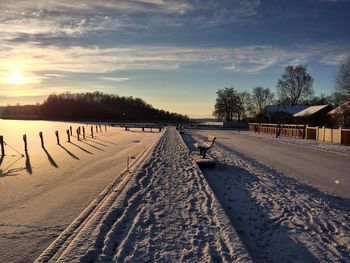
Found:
[0,0,349,118]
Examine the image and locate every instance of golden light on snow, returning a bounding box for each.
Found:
[7,69,26,85]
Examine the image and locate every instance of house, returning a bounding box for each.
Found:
[293,105,333,126]
[265,105,309,123]
[328,100,350,128]
[266,105,309,117]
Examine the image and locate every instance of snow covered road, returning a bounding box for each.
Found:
[184,130,350,262]
[192,130,350,199]
[36,127,251,262]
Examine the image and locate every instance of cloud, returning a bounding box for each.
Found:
[0,43,347,82]
[191,0,261,28]
[0,1,192,15]
[0,0,261,41]
[318,52,349,65]
[101,77,130,82]
[43,73,66,78]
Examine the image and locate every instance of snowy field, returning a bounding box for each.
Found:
[0,119,161,262]
[183,130,350,262]
[2,122,349,262]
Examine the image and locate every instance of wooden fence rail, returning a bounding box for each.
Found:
[249,123,350,146]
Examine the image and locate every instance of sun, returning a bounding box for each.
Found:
[7,70,26,85]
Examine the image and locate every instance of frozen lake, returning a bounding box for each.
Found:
[0,119,161,262]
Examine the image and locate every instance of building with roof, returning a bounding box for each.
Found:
[265,105,309,123]
[328,100,350,128]
[293,105,333,126]
[266,105,309,117]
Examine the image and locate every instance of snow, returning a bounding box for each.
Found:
[2,120,349,262]
[183,130,350,262]
[293,105,329,117]
[241,130,350,157]
[36,127,251,262]
[0,119,161,262]
[192,130,350,199]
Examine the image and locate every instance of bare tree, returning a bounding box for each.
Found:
[248,86,274,115]
[335,55,350,98]
[213,87,245,122]
[277,65,314,105]
[236,91,249,122]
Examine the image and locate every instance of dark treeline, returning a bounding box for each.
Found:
[0,91,189,122]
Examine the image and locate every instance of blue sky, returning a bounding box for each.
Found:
[0,0,349,117]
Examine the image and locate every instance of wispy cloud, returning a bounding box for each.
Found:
[0,1,192,15]
[101,77,130,82]
[191,0,261,28]
[43,73,67,78]
[0,0,261,41]
[0,43,347,84]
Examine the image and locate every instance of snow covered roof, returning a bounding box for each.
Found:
[328,100,350,115]
[266,105,308,116]
[293,105,330,117]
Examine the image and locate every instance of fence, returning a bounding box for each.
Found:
[249,123,350,146]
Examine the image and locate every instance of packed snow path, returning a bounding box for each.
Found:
[184,131,350,262]
[37,127,251,262]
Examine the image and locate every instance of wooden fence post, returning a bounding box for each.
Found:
[0,135,5,156]
[99,125,102,132]
[55,131,60,145]
[91,126,94,138]
[83,127,85,139]
[70,126,72,136]
[96,125,98,133]
[105,125,107,131]
[315,126,317,141]
[67,129,70,142]
[323,126,326,142]
[39,132,44,148]
[76,128,80,141]
[23,134,28,152]
[330,128,333,143]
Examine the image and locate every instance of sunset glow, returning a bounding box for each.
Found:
[0,0,349,117]
[7,70,25,85]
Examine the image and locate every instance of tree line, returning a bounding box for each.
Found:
[213,55,350,122]
[0,91,189,122]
